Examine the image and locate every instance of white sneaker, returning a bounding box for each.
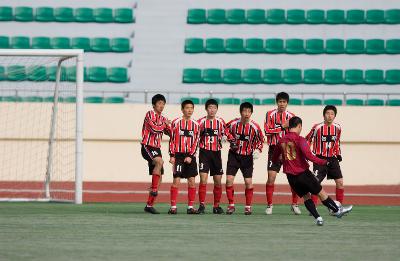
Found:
[265,205,273,215]
[291,204,302,215]
[315,216,324,226]
[334,205,353,218]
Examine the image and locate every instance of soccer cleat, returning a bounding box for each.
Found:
[168,207,177,215]
[334,205,353,218]
[197,203,205,214]
[187,207,199,214]
[213,206,224,214]
[244,206,252,215]
[226,205,236,215]
[265,204,273,215]
[144,206,160,214]
[315,217,324,226]
[149,190,158,197]
[291,204,302,215]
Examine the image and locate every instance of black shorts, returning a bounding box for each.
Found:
[173,153,198,179]
[286,170,322,197]
[313,156,343,182]
[141,145,164,175]
[267,145,282,172]
[199,149,223,176]
[226,150,254,178]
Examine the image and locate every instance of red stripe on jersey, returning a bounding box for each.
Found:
[226,118,264,155]
[264,109,295,145]
[198,116,234,151]
[306,122,342,157]
[141,110,169,148]
[169,118,200,156]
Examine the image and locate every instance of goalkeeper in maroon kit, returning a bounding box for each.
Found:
[271,116,352,226]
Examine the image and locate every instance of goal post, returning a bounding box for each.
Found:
[0,49,83,204]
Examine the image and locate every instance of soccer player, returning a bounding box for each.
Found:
[197,99,235,214]
[225,102,264,215]
[271,116,352,226]
[141,94,171,214]
[168,100,200,214]
[306,105,345,205]
[264,92,300,215]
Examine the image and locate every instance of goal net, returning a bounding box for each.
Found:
[0,50,83,204]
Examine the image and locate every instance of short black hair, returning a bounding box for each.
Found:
[289,116,302,129]
[205,99,218,109]
[151,94,166,105]
[323,105,337,116]
[181,99,194,109]
[276,92,290,103]
[240,102,253,113]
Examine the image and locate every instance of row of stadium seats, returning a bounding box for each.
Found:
[0,66,129,83]
[187,8,400,24]
[0,96,125,103]
[185,38,400,54]
[183,68,400,84]
[180,97,400,106]
[0,36,132,52]
[0,6,134,23]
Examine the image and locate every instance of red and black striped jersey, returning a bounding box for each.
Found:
[226,118,264,156]
[264,109,295,146]
[169,117,200,156]
[141,110,170,148]
[305,122,342,157]
[197,116,235,151]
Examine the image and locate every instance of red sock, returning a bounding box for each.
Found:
[146,195,155,206]
[266,184,274,205]
[245,188,254,206]
[226,185,234,205]
[213,185,222,207]
[311,194,319,205]
[188,187,196,207]
[198,183,207,205]
[336,188,344,204]
[170,186,178,207]
[291,187,298,204]
[151,174,160,192]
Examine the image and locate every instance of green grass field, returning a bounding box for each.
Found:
[0,203,399,261]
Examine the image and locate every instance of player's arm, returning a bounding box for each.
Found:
[222,119,235,142]
[189,124,200,156]
[334,127,342,161]
[299,137,327,165]
[255,124,264,152]
[163,117,172,137]
[305,124,316,146]
[168,123,176,158]
[145,112,165,133]
[264,112,283,135]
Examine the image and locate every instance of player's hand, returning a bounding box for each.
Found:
[253,149,261,160]
[336,155,342,162]
[169,157,175,165]
[184,157,192,164]
[165,119,171,126]
[282,121,289,129]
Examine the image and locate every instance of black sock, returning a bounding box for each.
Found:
[322,196,339,213]
[304,199,320,219]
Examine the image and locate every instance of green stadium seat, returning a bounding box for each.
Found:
[207,9,226,24]
[107,67,128,82]
[247,9,266,24]
[326,10,345,24]
[265,38,284,53]
[283,69,302,84]
[385,69,400,84]
[366,39,385,54]
[289,98,302,105]
[88,67,107,82]
[225,38,244,53]
[365,99,384,106]
[386,99,400,106]
[345,69,364,84]
[47,66,67,81]
[267,9,285,24]
[63,96,76,103]
[261,98,275,105]
[346,39,365,54]
[263,69,282,84]
[385,9,400,24]
[115,8,134,23]
[111,38,131,52]
[187,9,206,24]
[365,70,384,84]
[221,97,240,105]
[366,10,384,24]
[27,66,47,81]
[0,6,13,21]
[0,66,6,80]
[201,97,220,104]
[183,68,202,83]
[205,38,224,53]
[42,96,57,103]
[386,39,400,54]
[324,99,343,106]
[287,9,305,24]
[66,66,88,82]
[0,36,9,48]
[21,96,43,102]
[11,36,30,49]
[241,98,261,105]
[223,69,242,84]
[104,97,125,103]
[51,37,70,49]
[72,37,91,51]
[245,38,264,53]
[346,10,365,24]
[185,38,204,53]
[15,7,34,22]
[75,8,94,22]
[91,38,110,52]
[286,39,304,54]
[307,9,325,24]
[54,7,74,22]
[94,8,113,23]
[243,69,262,84]
[226,9,245,24]
[326,39,345,54]
[32,37,51,49]
[304,69,323,84]
[0,96,22,102]
[346,99,364,106]
[304,98,322,105]
[305,39,324,54]
[35,7,54,22]
[324,69,344,84]
[180,97,200,104]
[203,68,222,83]
[84,97,104,103]
[7,65,26,81]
